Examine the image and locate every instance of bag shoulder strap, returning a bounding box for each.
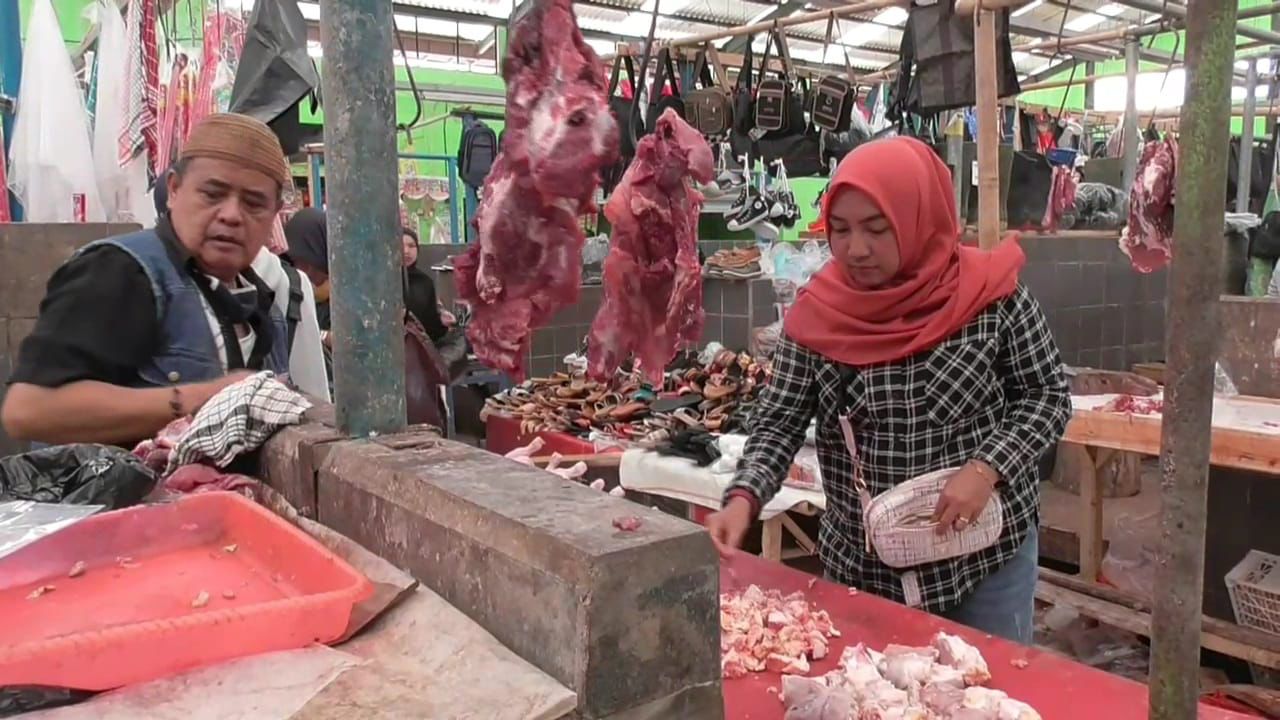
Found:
[281,261,305,351]
[735,35,755,92]
[705,43,728,87]
[773,26,795,79]
[692,50,714,90]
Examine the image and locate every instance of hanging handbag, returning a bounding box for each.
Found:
[811,14,857,133]
[730,36,759,161]
[646,47,685,130]
[608,54,641,160]
[754,28,792,134]
[684,46,734,138]
[837,414,1004,608]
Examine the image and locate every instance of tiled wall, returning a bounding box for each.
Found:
[1019,235,1168,371]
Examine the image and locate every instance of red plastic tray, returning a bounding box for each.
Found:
[0,492,373,690]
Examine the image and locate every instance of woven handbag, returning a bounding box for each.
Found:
[838,415,1003,605]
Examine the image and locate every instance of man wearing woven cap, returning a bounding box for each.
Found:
[3,114,297,445]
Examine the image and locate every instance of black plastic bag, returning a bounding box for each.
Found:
[0,444,156,509]
[0,686,94,718]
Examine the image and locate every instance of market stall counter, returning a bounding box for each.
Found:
[722,553,1254,720]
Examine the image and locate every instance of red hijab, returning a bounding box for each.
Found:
[784,136,1024,367]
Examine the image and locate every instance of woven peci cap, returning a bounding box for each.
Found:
[180,113,291,188]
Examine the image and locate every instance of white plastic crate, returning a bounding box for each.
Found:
[1226,550,1280,636]
[1225,550,1280,687]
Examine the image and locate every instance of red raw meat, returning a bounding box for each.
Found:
[164,463,258,498]
[1119,137,1178,273]
[586,109,714,384]
[612,515,643,532]
[455,0,619,381]
[132,416,193,473]
[1041,165,1078,232]
[1098,394,1164,415]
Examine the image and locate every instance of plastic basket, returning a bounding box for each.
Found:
[1224,550,1280,685]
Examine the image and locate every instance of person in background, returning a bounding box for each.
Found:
[284,211,448,425]
[705,137,1071,644]
[2,114,299,445]
[153,165,330,403]
[401,226,453,341]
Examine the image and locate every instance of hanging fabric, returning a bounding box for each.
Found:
[8,0,105,222]
[890,0,1019,119]
[119,0,160,173]
[92,0,152,224]
[228,0,320,156]
[156,53,190,173]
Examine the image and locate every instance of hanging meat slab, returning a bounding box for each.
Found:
[1119,137,1178,273]
[586,108,715,384]
[454,0,619,381]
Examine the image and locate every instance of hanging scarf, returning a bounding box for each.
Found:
[155,53,188,172]
[784,136,1025,367]
[118,0,160,171]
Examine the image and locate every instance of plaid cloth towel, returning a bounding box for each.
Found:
[166,372,312,475]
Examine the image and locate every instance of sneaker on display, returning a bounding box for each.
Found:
[727,196,771,232]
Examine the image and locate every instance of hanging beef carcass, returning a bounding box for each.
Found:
[454,0,618,381]
[586,109,715,383]
[1119,137,1178,273]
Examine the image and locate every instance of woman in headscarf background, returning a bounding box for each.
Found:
[400,226,453,342]
[706,137,1071,644]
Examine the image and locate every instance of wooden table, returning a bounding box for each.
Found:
[1056,394,1280,671]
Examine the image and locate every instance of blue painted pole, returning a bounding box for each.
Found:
[318,0,406,437]
[1,0,24,221]
[445,157,461,243]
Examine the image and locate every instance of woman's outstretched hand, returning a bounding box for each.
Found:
[706,496,754,557]
[932,460,999,535]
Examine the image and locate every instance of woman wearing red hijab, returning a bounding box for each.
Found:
[707,137,1071,643]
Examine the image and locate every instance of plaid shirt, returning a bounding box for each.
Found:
[728,284,1070,613]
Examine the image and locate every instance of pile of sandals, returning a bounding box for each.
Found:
[481,347,769,444]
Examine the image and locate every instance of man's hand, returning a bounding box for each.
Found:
[706,496,755,557]
[184,370,255,415]
[932,461,998,535]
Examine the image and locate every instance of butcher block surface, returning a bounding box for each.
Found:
[721,554,1254,720]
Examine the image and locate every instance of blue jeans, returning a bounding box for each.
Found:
[941,527,1039,644]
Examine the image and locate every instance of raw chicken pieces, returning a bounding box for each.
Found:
[586,108,715,384]
[720,585,840,679]
[455,0,619,381]
[772,632,1039,720]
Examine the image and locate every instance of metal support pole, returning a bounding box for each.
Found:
[974,9,1001,248]
[308,153,324,208]
[1237,60,1258,214]
[1150,0,1237,718]
[1122,39,1141,192]
[1,0,23,221]
[947,112,965,225]
[319,0,407,437]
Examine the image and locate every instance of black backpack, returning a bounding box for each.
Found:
[458,116,498,188]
